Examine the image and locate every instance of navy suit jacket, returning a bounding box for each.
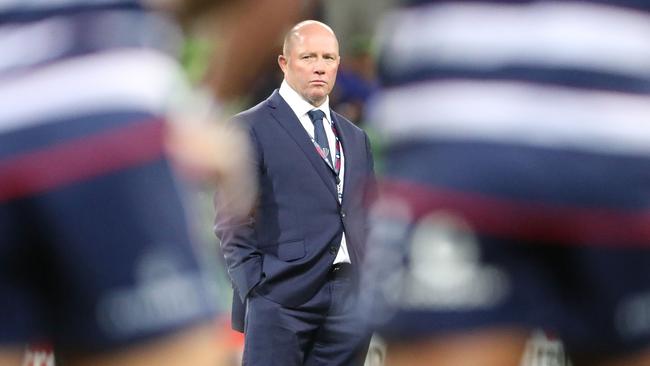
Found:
[215,90,375,331]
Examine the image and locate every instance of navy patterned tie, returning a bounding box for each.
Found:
[307,109,333,166]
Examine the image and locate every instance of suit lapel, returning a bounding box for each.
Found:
[267,91,338,200]
[331,112,365,263]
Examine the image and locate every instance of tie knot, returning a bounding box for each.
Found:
[307,109,326,124]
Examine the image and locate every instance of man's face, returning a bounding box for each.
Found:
[279,24,340,107]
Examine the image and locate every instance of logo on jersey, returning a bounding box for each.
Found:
[96,247,215,338]
[401,211,510,310]
[615,291,650,338]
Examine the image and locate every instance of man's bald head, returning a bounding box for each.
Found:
[278,20,340,106]
[282,20,338,57]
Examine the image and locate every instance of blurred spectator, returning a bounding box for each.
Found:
[362,1,650,366]
[331,37,379,125]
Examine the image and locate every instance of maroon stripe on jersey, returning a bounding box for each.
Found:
[0,119,166,202]
[378,180,650,247]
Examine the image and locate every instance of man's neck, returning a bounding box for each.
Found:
[279,80,330,117]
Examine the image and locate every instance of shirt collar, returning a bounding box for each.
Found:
[279,79,332,123]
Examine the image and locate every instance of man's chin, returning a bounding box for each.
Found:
[306,92,327,106]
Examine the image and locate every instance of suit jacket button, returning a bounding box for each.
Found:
[329,246,338,254]
[340,211,346,218]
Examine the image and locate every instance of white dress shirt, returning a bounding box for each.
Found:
[278,80,351,264]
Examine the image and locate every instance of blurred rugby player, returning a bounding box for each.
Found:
[362,1,650,365]
[0,1,298,365]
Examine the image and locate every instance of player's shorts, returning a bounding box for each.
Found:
[362,81,650,357]
[363,141,650,357]
[0,49,219,352]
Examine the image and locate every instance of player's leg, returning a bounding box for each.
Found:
[384,328,527,366]
[0,348,23,366]
[62,324,224,366]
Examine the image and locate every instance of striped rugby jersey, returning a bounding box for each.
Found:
[366,0,650,246]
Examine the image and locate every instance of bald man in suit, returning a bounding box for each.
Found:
[215,20,375,366]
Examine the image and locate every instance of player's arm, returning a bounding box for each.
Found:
[213,121,264,303]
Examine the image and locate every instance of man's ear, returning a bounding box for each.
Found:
[278,54,288,73]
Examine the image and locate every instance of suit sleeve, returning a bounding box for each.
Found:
[214,122,263,303]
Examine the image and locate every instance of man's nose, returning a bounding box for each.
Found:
[313,58,326,74]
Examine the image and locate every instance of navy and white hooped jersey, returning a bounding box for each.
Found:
[368,0,650,243]
[0,5,219,351]
[362,0,650,355]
